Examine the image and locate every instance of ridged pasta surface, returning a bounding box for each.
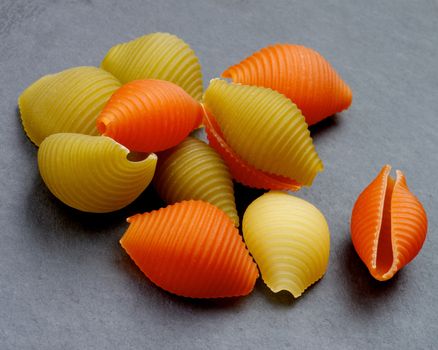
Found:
[203,79,323,186]
[243,191,330,297]
[222,44,352,125]
[155,137,239,226]
[97,79,202,153]
[351,165,428,281]
[120,200,259,298]
[38,133,157,213]
[101,32,203,100]
[18,66,121,146]
[203,107,301,191]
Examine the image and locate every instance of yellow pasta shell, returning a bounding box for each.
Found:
[18,66,121,146]
[203,79,323,186]
[154,137,238,226]
[101,32,203,101]
[38,133,157,213]
[242,191,330,297]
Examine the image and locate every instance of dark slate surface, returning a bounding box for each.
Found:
[1,1,437,349]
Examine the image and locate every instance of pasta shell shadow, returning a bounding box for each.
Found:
[25,172,164,236]
[339,238,403,312]
[308,114,341,139]
[117,246,247,310]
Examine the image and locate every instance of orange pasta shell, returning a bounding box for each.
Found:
[120,200,259,298]
[222,44,352,125]
[97,79,202,152]
[202,107,301,191]
[351,165,427,281]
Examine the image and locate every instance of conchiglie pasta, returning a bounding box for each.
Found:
[243,191,330,297]
[38,133,157,213]
[203,79,323,186]
[154,137,239,226]
[222,44,352,125]
[203,107,301,191]
[101,32,203,100]
[120,200,259,298]
[97,79,202,153]
[18,66,121,146]
[351,165,428,281]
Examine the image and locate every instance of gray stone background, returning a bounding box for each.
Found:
[1,0,437,349]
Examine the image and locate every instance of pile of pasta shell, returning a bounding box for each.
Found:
[19,32,427,300]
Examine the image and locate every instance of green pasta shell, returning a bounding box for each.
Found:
[154,137,239,226]
[203,79,323,186]
[101,32,203,101]
[38,133,157,213]
[18,66,121,146]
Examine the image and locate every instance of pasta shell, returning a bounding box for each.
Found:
[154,137,239,226]
[101,32,203,100]
[96,79,202,153]
[202,107,301,191]
[38,133,157,213]
[18,66,121,146]
[222,44,352,125]
[243,191,330,298]
[203,79,323,186]
[351,165,428,281]
[120,200,259,298]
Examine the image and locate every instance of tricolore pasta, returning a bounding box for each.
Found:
[222,44,352,125]
[120,200,259,298]
[154,137,239,226]
[38,133,157,213]
[203,107,301,191]
[203,79,323,186]
[96,79,202,153]
[101,32,203,101]
[19,66,121,146]
[243,191,330,297]
[351,165,428,281]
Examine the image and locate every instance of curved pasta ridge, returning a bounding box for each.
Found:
[97,79,202,153]
[222,43,352,125]
[202,106,301,191]
[120,200,259,298]
[155,137,239,226]
[351,165,428,281]
[38,133,157,213]
[242,191,330,297]
[203,79,323,186]
[101,32,203,101]
[18,66,121,146]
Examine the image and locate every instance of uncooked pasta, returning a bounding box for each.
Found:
[243,191,330,297]
[222,44,352,125]
[120,200,259,298]
[203,79,323,186]
[101,32,203,100]
[38,133,157,213]
[19,66,121,146]
[351,165,428,281]
[154,137,239,226]
[97,79,202,153]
